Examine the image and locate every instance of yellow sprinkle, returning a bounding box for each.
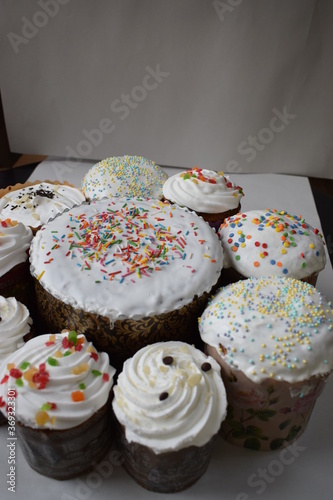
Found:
[37,270,45,281]
[54,350,63,358]
[7,363,15,371]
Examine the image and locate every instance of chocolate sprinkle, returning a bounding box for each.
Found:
[159,392,169,401]
[201,362,212,372]
[162,356,173,365]
[35,189,54,199]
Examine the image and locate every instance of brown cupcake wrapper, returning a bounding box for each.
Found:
[16,399,113,480]
[0,261,36,319]
[34,279,209,369]
[116,422,216,493]
[206,345,329,451]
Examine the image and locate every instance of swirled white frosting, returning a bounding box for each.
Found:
[0,219,32,278]
[0,182,85,229]
[0,296,31,362]
[112,341,227,453]
[0,331,115,429]
[162,168,243,213]
[218,209,326,279]
[199,277,333,383]
[82,156,168,200]
[29,198,223,320]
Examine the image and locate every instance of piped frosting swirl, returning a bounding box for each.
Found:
[163,167,243,213]
[112,341,227,453]
[0,219,32,278]
[0,296,31,362]
[0,331,115,429]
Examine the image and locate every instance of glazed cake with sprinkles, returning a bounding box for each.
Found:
[218,209,326,285]
[0,181,85,233]
[163,167,244,229]
[112,341,227,492]
[82,155,168,201]
[29,198,223,363]
[0,330,116,478]
[199,277,333,451]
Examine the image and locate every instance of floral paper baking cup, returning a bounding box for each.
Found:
[199,277,333,451]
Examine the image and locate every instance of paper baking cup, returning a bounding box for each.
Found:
[16,399,113,480]
[116,423,216,493]
[206,345,329,451]
[34,279,208,369]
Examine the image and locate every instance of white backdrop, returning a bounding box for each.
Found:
[1,0,333,178]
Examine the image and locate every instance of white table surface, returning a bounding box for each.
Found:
[1,159,332,499]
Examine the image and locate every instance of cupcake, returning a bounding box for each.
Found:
[162,167,244,230]
[0,218,34,312]
[0,181,85,234]
[0,295,32,425]
[199,277,333,451]
[82,155,168,201]
[29,198,223,368]
[217,209,326,286]
[112,341,227,493]
[0,330,116,479]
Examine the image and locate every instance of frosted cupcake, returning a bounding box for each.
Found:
[217,209,326,286]
[112,341,227,492]
[199,277,333,451]
[163,167,244,229]
[0,181,85,234]
[0,296,32,425]
[0,331,116,478]
[29,198,223,368]
[0,218,34,312]
[82,155,168,201]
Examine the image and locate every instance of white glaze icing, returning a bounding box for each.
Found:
[0,219,32,277]
[0,331,115,429]
[82,156,168,200]
[199,277,333,383]
[112,341,227,453]
[162,167,243,213]
[0,182,85,229]
[29,198,223,320]
[0,296,31,362]
[218,209,326,279]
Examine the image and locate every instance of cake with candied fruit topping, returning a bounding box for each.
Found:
[0,330,116,479]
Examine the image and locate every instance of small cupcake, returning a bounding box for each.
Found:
[29,198,223,368]
[199,277,333,451]
[0,295,32,425]
[112,341,227,493]
[0,181,85,234]
[82,155,168,201]
[0,218,34,312]
[162,167,244,229]
[217,209,326,286]
[0,330,116,479]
